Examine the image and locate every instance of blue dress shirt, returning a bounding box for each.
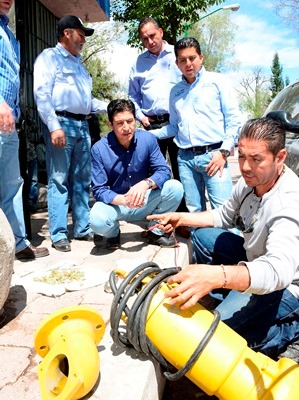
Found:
[91,129,171,204]
[128,42,181,121]
[152,66,242,152]
[0,14,20,120]
[34,43,107,133]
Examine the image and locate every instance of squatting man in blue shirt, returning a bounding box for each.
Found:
[89,99,184,250]
[151,37,242,213]
[148,118,299,361]
[34,16,107,252]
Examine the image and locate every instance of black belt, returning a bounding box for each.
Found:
[56,110,91,121]
[146,113,169,123]
[184,142,223,154]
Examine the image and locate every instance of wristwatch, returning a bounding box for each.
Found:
[144,178,155,189]
[219,149,231,159]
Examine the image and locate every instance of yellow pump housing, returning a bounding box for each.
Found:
[110,265,299,400]
[146,283,299,399]
[34,305,105,400]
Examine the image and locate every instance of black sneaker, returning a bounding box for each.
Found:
[146,231,177,248]
[74,232,94,241]
[106,231,120,250]
[278,340,299,362]
[52,239,71,252]
[94,234,104,247]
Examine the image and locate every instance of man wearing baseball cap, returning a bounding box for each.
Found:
[57,15,94,37]
[34,16,107,252]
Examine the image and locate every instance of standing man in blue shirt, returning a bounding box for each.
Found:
[90,99,184,250]
[128,18,185,209]
[0,0,49,260]
[152,37,242,213]
[34,15,107,252]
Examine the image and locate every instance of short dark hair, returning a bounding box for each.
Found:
[239,117,286,157]
[174,37,201,58]
[107,99,136,123]
[138,17,160,35]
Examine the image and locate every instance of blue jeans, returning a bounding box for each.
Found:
[43,117,92,243]
[0,130,30,252]
[178,149,233,212]
[90,179,184,238]
[193,227,299,357]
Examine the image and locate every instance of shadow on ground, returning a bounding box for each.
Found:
[0,285,27,329]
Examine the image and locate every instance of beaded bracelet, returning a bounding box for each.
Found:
[220,264,227,289]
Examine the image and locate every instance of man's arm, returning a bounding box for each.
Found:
[91,142,119,204]
[33,50,69,147]
[217,75,242,150]
[204,75,242,177]
[147,207,250,309]
[165,263,250,310]
[149,122,177,140]
[91,97,108,114]
[149,94,179,140]
[33,50,61,133]
[128,65,146,122]
[147,210,214,232]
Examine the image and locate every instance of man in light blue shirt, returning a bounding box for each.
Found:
[34,15,107,252]
[128,18,188,214]
[151,37,242,213]
[0,0,49,260]
[128,18,180,126]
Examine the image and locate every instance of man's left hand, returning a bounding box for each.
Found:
[165,264,222,309]
[51,129,66,147]
[125,181,148,208]
[205,151,226,177]
[0,102,15,133]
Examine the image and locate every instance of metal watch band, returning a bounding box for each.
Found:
[144,178,154,189]
[219,149,230,158]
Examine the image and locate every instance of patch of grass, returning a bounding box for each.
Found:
[34,269,85,285]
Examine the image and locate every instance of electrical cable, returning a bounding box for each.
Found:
[109,262,220,381]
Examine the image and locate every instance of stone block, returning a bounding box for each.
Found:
[0,209,15,310]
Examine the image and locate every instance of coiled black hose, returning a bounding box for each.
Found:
[109,262,220,381]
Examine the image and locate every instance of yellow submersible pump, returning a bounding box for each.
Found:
[109,262,299,400]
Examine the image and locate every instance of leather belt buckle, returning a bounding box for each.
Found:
[192,146,205,153]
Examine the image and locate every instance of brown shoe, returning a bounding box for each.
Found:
[15,244,49,260]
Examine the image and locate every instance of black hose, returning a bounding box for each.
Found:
[109,262,220,381]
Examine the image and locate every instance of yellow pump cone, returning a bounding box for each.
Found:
[34,306,105,400]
